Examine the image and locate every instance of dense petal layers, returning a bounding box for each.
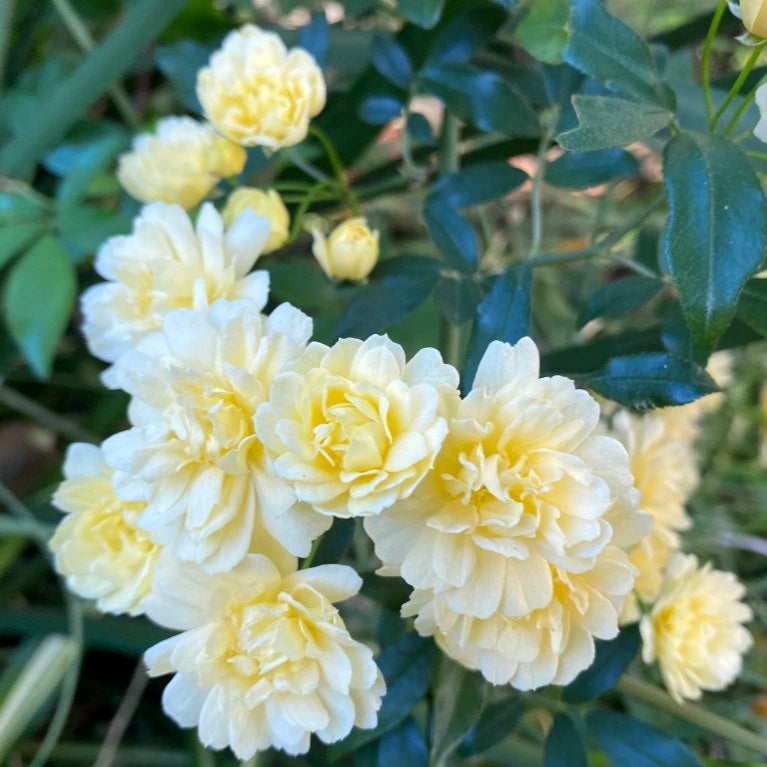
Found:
[256,335,460,517]
[641,553,752,702]
[103,300,330,573]
[49,443,160,616]
[82,202,270,363]
[144,555,384,758]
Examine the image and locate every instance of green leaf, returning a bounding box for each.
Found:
[0,222,46,269]
[155,40,214,111]
[431,161,528,208]
[459,695,524,755]
[545,714,587,767]
[4,236,76,378]
[557,95,673,151]
[545,148,640,189]
[372,35,413,89]
[55,205,131,263]
[577,275,663,328]
[419,62,539,137]
[662,131,767,344]
[425,6,507,66]
[0,0,189,177]
[0,192,49,224]
[564,624,641,703]
[430,658,488,767]
[335,256,440,338]
[359,94,403,125]
[463,264,532,391]
[407,112,435,145]
[360,573,412,612]
[399,0,445,28]
[737,279,767,336]
[563,0,672,106]
[434,273,482,325]
[423,200,478,272]
[307,518,354,566]
[587,710,703,767]
[328,633,437,760]
[515,0,571,65]
[378,719,427,767]
[578,352,718,409]
[299,12,329,67]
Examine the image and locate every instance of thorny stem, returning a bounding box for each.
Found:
[702,0,729,126]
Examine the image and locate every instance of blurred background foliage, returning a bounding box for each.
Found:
[0,0,766,765]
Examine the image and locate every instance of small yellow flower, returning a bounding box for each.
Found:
[223,188,290,253]
[311,218,379,282]
[197,25,326,150]
[641,553,752,702]
[741,0,767,37]
[117,116,246,209]
[49,443,160,616]
[144,554,385,759]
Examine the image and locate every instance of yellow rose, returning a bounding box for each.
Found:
[641,553,752,702]
[197,25,326,150]
[311,218,379,282]
[117,116,246,210]
[741,0,767,37]
[223,188,290,253]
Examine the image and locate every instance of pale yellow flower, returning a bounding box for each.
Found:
[102,300,331,573]
[197,25,326,149]
[406,545,639,690]
[365,339,649,622]
[144,554,385,759]
[641,553,752,702]
[81,202,271,363]
[255,335,460,518]
[610,410,697,620]
[311,218,379,282]
[223,188,290,253]
[117,116,246,209]
[741,0,767,37]
[49,443,160,616]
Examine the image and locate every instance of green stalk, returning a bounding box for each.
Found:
[309,125,359,214]
[0,0,14,96]
[725,77,766,135]
[712,41,767,130]
[528,118,555,259]
[702,0,729,126]
[616,675,767,757]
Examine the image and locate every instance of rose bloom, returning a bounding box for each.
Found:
[81,202,270,364]
[49,443,160,616]
[406,544,639,690]
[311,218,379,282]
[255,334,460,518]
[365,338,649,622]
[223,187,290,253]
[641,553,752,702]
[740,0,767,37]
[144,554,384,759]
[197,25,326,150]
[117,116,246,210]
[102,299,331,573]
[609,410,697,620]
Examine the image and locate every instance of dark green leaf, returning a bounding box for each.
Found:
[577,276,663,328]
[419,62,539,137]
[407,112,435,145]
[434,273,482,325]
[660,302,711,365]
[4,236,76,378]
[335,256,440,338]
[0,222,46,269]
[463,264,532,391]
[557,95,673,151]
[399,0,445,28]
[360,573,412,612]
[515,0,571,65]
[328,633,437,760]
[372,35,413,89]
[563,0,672,106]
[359,95,403,124]
[55,205,131,263]
[155,40,214,111]
[737,279,767,336]
[431,162,528,208]
[663,131,767,344]
[579,352,718,409]
[378,719,427,767]
[545,148,640,189]
[459,695,524,755]
[299,12,329,67]
[545,714,587,767]
[564,624,641,703]
[425,5,507,65]
[0,193,49,224]
[587,710,703,767]
[306,518,354,566]
[423,200,478,272]
[431,658,488,767]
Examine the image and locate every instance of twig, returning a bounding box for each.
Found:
[702,0,728,126]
